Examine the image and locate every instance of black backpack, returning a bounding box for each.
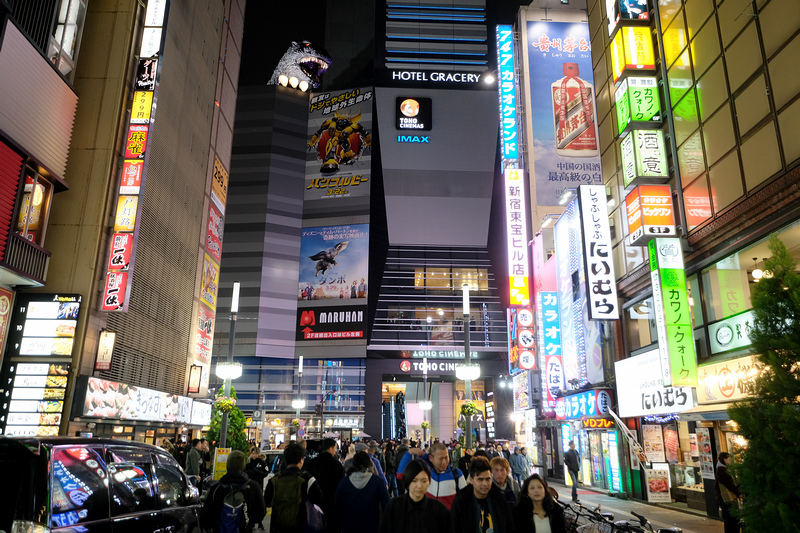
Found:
[218,482,248,533]
[270,470,304,528]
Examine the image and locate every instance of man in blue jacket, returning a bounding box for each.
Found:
[396,441,467,509]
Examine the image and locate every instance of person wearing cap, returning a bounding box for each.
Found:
[344,442,387,486]
[200,449,266,533]
[304,438,345,532]
[509,446,527,487]
[370,439,387,473]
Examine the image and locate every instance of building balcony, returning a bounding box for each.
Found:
[0,232,50,287]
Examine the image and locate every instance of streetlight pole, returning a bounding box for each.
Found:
[220,281,240,448]
[292,356,304,436]
[463,284,472,450]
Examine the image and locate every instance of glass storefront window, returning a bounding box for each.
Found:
[687,274,704,326]
[701,256,753,322]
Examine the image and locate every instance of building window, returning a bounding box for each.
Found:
[16,167,53,247]
[413,267,489,291]
[48,0,87,80]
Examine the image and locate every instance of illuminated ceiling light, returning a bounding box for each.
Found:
[751,257,763,281]
[437,308,444,316]
[688,297,694,306]
[289,76,299,88]
[419,400,432,411]
[541,214,559,227]
[278,74,289,87]
[483,71,496,84]
[558,188,577,205]
[215,362,243,380]
[299,80,309,92]
[426,316,432,323]
[762,257,773,278]
[291,399,306,409]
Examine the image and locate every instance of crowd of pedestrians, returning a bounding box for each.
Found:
[184,435,556,533]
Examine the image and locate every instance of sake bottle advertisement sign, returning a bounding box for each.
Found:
[526,21,602,206]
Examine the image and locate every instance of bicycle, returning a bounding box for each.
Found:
[612,510,683,533]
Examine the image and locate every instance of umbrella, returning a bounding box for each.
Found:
[354,431,371,438]
[323,431,339,438]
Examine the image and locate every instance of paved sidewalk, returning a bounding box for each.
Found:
[547,481,723,533]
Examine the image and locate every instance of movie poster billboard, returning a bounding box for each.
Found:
[297,224,369,303]
[526,21,602,206]
[554,199,605,388]
[305,87,373,204]
[455,380,486,434]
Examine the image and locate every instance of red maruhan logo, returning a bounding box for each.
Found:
[299,310,316,326]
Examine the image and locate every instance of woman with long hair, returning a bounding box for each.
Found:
[513,474,566,533]
[378,458,453,533]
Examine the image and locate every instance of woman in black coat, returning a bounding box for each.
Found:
[513,474,566,533]
[378,458,453,533]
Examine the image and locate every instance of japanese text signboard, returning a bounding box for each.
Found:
[497,25,519,162]
[555,389,613,420]
[625,185,676,246]
[615,77,661,134]
[102,3,167,312]
[539,291,564,411]
[621,129,669,187]
[614,348,695,417]
[508,308,536,374]
[578,185,619,320]
[649,238,698,387]
[505,168,530,306]
[610,26,656,84]
[696,353,763,404]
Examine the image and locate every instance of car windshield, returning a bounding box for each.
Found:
[0,439,46,532]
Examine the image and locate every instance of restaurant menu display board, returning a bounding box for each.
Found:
[696,427,715,479]
[645,468,671,502]
[642,424,666,463]
[0,294,81,437]
[73,375,211,426]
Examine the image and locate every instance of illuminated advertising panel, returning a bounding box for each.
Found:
[508,308,535,374]
[578,185,619,320]
[615,77,661,134]
[0,294,82,436]
[649,238,698,387]
[621,129,669,187]
[607,0,650,36]
[305,87,373,204]
[396,97,431,130]
[297,224,369,304]
[194,304,214,364]
[558,389,613,420]
[696,354,763,404]
[554,198,605,387]
[211,155,229,214]
[101,7,167,313]
[540,291,564,410]
[200,253,219,312]
[75,376,196,424]
[614,348,695,417]
[497,25,519,161]
[611,27,656,83]
[512,372,530,411]
[625,185,676,246]
[504,168,530,305]
[527,21,602,206]
[296,305,366,341]
[206,203,223,263]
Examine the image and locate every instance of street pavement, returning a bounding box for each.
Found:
[547,481,724,533]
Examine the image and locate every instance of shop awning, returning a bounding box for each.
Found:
[679,403,733,422]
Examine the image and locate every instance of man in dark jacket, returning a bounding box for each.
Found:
[450,456,513,533]
[304,438,345,532]
[394,438,410,495]
[265,442,324,533]
[715,452,742,533]
[564,440,581,502]
[200,449,266,533]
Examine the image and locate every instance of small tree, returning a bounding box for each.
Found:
[728,235,800,532]
[205,386,250,454]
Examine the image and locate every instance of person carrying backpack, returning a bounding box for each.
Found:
[200,449,266,533]
[265,442,324,533]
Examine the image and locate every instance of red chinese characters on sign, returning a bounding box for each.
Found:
[206,203,223,262]
[194,304,214,364]
[120,160,143,194]
[107,233,133,270]
[102,272,128,311]
[124,125,149,159]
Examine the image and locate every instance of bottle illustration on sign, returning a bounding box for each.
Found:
[552,63,599,157]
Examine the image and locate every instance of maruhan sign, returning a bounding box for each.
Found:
[391,70,481,83]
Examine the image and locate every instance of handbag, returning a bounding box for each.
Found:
[303,500,325,533]
[303,478,325,533]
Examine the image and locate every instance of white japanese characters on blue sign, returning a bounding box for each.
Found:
[497,25,519,162]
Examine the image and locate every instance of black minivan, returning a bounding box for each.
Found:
[0,437,202,533]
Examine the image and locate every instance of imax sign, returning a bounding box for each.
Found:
[397,135,429,143]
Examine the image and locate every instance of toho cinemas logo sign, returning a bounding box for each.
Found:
[296,305,366,341]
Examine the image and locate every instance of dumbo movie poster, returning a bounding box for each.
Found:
[297,224,370,302]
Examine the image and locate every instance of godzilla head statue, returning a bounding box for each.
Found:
[268,41,332,91]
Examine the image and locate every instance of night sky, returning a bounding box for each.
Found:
[238,1,531,86]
